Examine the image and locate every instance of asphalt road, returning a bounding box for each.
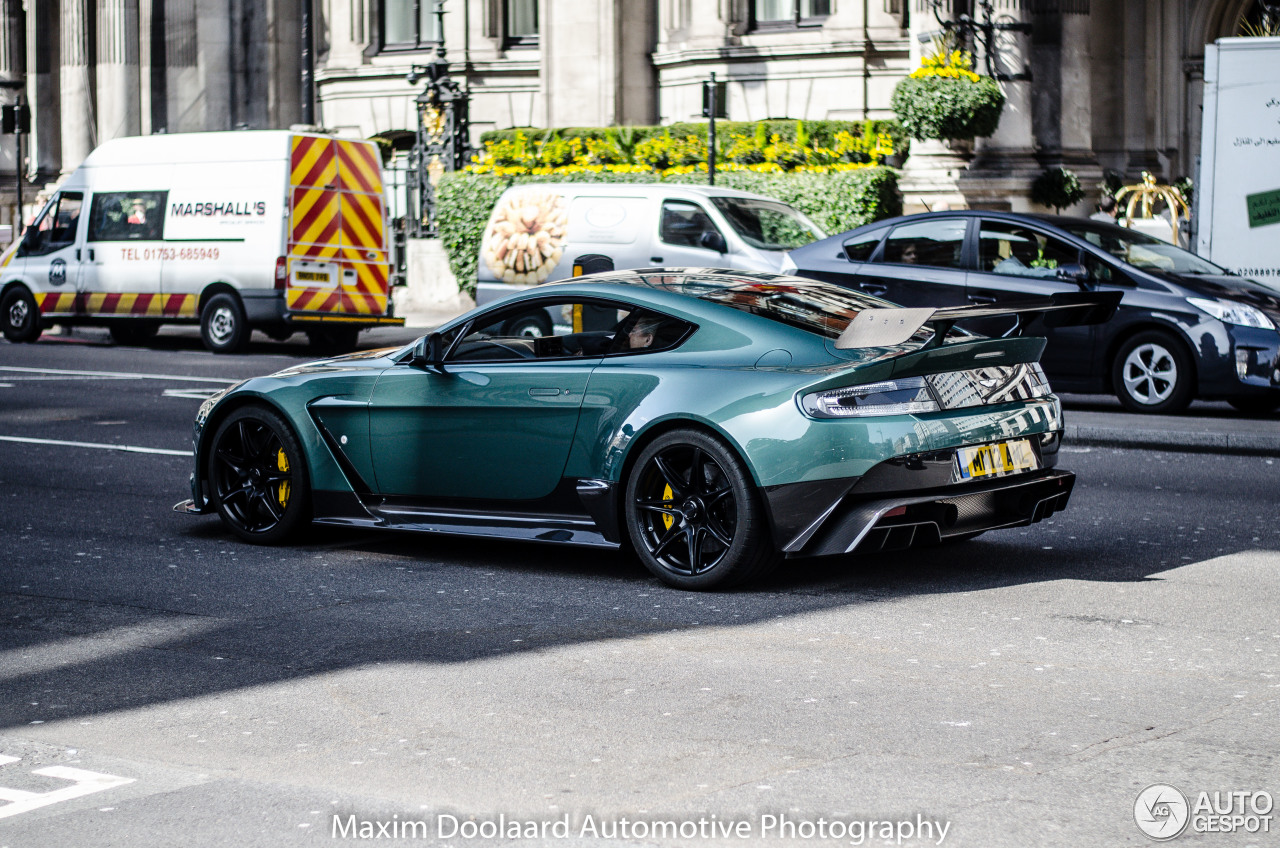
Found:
[1,332,1277,847]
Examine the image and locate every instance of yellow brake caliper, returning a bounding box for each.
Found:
[276,448,291,508]
[662,484,673,530]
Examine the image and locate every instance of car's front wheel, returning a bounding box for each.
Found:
[1112,331,1194,414]
[207,406,310,544]
[624,429,779,590]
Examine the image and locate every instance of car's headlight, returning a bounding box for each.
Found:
[801,377,940,418]
[1187,297,1275,330]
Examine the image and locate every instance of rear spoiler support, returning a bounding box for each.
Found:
[836,291,1123,350]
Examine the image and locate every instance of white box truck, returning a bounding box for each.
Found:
[0,130,403,353]
[1197,36,1280,290]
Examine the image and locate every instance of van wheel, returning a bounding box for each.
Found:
[2,286,42,343]
[109,322,160,346]
[307,327,359,355]
[201,293,249,354]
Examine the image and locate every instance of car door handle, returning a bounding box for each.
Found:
[528,387,561,397]
[968,294,997,304]
[861,284,888,296]
[650,257,663,263]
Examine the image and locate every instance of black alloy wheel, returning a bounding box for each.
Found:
[624,429,778,590]
[2,286,42,343]
[200,292,250,354]
[207,406,309,544]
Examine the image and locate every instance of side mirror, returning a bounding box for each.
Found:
[1056,263,1092,288]
[410,332,446,370]
[699,231,728,254]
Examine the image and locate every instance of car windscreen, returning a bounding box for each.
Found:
[698,282,934,345]
[709,197,826,251]
[1056,221,1227,275]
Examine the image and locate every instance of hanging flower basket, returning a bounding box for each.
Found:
[890,47,1005,142]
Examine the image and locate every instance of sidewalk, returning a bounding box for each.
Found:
[1060,395,1280,457]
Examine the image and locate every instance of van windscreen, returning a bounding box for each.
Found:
[709,197,825,251]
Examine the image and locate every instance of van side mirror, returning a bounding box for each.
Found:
[699,231,728,254]
[1056,263,1092,288]
[410,332,446,370]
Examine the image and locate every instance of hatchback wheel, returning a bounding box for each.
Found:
[624,429,778,590]
[207,406,310,544]
[1112,331,1193,414]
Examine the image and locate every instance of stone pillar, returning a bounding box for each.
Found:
[27,0,60,177]
[1,0,23,230]
[165,0,201,132]
[96,0,141,142]
[60,0,95,172]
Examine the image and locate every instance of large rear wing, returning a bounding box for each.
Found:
[835,291,1123,350]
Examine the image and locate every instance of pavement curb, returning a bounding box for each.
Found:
[1064,424,1280,457]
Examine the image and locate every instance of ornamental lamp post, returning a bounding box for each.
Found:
[406,1,471,238]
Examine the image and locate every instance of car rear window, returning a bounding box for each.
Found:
[699,281,932,343]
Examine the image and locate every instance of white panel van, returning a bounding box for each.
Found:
[475,183,826,312]
[0,130,403,353]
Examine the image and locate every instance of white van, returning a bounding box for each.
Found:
[475,183,826,310]
[0,130,403,353]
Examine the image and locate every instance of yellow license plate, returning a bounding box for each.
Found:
[296,270,331,283]
[957,439,1038,481]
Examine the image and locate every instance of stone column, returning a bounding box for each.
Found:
[1,0,23,229]
[60,0,95,171]
[96,0,141,142]
[27,0,60,177]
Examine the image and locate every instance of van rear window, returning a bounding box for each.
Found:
[88,191,168,242]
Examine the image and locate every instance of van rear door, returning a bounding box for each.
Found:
[286,136,391,320]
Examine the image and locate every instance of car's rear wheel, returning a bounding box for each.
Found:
[624,429,779,590]
[109,322,160,346]
[200,292,250,354]
[1112,331,1194,414]
[1228,392,1280,414]
[2,286,42,343]
[207,406,310,544]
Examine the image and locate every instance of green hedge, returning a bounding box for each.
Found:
[480,120,906,157]
[436,168,900,295]
[890,75,1004,141]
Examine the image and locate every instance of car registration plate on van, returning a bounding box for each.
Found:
[956,439,1038,481]
[295,270,332,284]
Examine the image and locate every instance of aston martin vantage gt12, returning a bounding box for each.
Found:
[176,270,1118,589]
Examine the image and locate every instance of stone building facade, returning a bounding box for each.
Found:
[0,1,1274,226]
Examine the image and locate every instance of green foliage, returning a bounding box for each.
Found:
[480,119,907,159]
[1030,166,1086,213]
[633,133,708,170]
[1173,176,1194,209]
[889,74,1005,141]
[436,169,900,295]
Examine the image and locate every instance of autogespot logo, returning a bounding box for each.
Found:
[1135,784,1190,841]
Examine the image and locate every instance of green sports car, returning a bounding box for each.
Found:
[176,269,1117,589]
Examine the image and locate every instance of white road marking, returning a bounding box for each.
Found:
[0,435,191,457]
[0,366,236,384]
[0,755,19,767]
[162,388,223,400]
[0,762,135,819]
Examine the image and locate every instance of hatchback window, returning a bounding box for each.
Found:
[843,227,888,261]
[879,219,966,268]
[978,221,1078,278]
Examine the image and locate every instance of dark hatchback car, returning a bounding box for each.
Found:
[785,211,1280,413]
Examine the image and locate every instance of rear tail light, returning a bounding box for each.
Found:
[275,256,287,290]
[801,377,939,419]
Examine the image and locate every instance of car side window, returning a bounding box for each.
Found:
[605,308,694,356]
[843,227,888,261]
[979,221,1079,278]
[449,299,634,363]
[88,191,168,242]
[660,200,722,248]
[18,192,84,257]
[878,219,966,268]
